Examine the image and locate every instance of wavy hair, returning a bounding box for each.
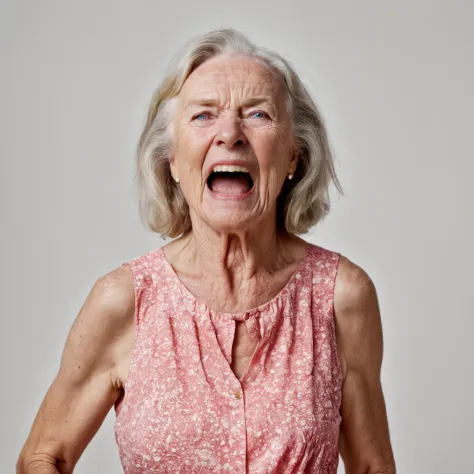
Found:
[135,27,344,238]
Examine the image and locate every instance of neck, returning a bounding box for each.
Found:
[178,212,294,281]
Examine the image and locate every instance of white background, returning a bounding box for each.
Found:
[1,1,473,472]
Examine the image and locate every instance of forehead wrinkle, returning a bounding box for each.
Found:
[192,61,275,87]
[183,83,277,111]
[179,62,286,117]
[187,74,276,97]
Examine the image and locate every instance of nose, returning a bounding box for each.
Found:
[213,116,247,148]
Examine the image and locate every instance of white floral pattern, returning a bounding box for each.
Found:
[114,242,342,473]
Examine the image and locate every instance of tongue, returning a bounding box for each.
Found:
[211,175,250,194]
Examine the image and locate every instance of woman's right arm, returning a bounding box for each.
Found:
[16,264,135,474]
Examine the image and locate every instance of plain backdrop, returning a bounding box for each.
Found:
[1,1,473,473]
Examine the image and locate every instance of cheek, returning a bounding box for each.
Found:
[252,130,291,172]
[187,126,212,146]
[175,129,213,199]
[176,128,210,172]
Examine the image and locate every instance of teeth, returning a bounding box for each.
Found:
[211,165,249,173]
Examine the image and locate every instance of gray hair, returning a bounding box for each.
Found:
[135,27,344,238]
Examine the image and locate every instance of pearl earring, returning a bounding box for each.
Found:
[174,177,179,183]
[288,173,294,180]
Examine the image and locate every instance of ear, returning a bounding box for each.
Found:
[168,112,179,181]
[289,149,298,175]
[169,154,179,182]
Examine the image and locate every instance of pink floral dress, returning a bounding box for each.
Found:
[114,242,343,473]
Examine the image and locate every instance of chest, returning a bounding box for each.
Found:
[114,303,342,473]
[230,321,259,380]
[114,316,258,394]
[176,266,300,316]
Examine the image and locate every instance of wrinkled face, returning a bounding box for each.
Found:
[169,54,297,232]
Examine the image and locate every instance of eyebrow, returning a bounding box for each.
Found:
[184,97,274,111]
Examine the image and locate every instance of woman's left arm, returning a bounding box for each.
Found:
[334,256,396,474]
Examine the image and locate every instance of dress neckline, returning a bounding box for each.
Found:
[159,242,312,318]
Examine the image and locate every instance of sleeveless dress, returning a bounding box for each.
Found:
[114,242,343,473]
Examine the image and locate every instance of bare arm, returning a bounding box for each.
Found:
[16,265,135,474]
[334,256,396,474]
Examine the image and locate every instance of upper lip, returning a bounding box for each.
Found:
[205,159,256,181]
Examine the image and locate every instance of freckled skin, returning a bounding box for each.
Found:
[165,55,304,376]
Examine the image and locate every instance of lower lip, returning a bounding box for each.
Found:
[206,183,255,200]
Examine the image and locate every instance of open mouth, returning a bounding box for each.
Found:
[207,170,254,195]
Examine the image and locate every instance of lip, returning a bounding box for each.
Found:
[205,159,256,181]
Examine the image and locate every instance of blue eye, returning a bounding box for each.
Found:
[249,111,268,119]
[193,112,209,121]
[192,110,268,121]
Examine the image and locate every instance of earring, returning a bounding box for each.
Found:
[288,173,294,180]
[174,177,179,183]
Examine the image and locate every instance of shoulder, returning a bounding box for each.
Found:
[58,264,136,389]
[92,264,135,313]
[74,263,136,342]
[334,255,378,315]
[304,243,376,310]
[333,255,383,379]
[307,244,378,319]
[75,265,136,350]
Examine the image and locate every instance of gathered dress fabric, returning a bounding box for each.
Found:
[114,242,343,473]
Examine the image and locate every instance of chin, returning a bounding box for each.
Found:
[203,211,256,233]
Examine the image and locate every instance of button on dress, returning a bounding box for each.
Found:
[114,242,343,473]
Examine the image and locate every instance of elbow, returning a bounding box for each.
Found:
[16,453,61,474]
[15,453,31,474]
[15,456,24,474]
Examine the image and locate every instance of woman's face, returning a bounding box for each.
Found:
[170,54,297,233]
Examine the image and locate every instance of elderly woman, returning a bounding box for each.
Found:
[17,28,395,474]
